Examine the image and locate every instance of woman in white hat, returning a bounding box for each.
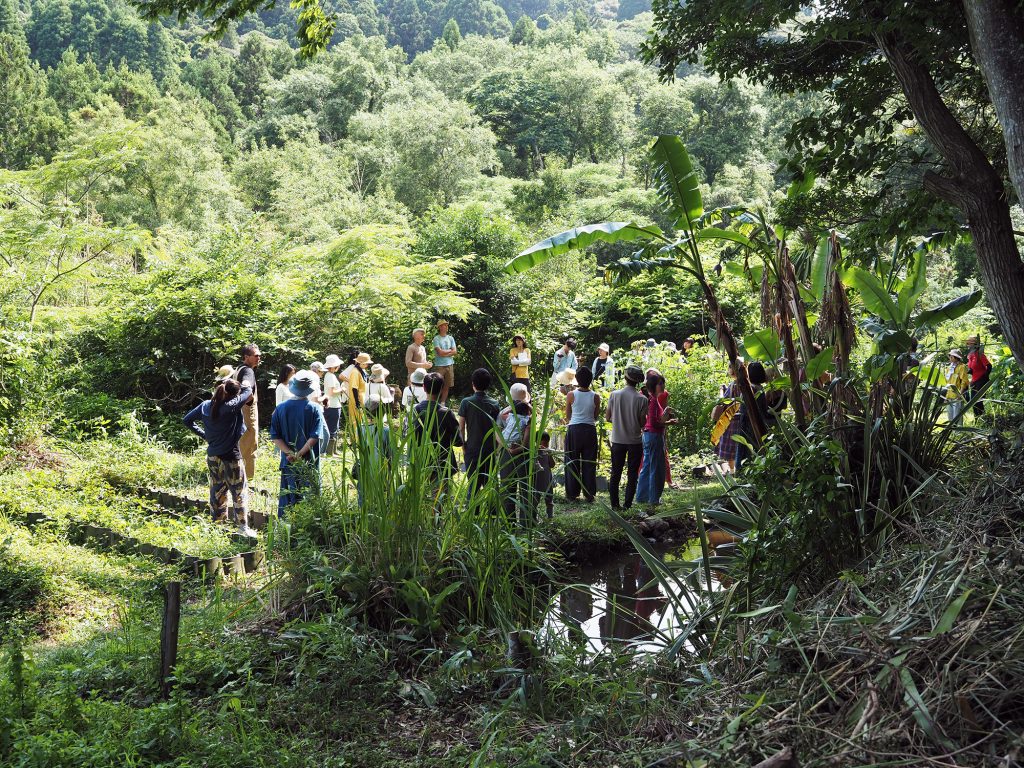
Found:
[591,343,615,389]
[308,361,326,405]
[366,363,395,407]
[401,368,429,436]
[322,354,345,455]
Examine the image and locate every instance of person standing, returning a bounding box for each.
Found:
[183,378,257,535]
[965,335,992,417]
[432,320,458,405]
[591,342,615,389]
[459,367,501,500]
[366,364,395,407]
[234,344,261,483]
[564,366,600,503]
[269,370,329,517]
[605,366,648,510]
[405,328,433,383]
[402,368,429,408]
[342,352,372,427]
[710,361,741,473]
[510,335,532,390]
[356,394,394,507]
[275,364,296,406]
[945,349,969,423]
[322,354,345,455]
[413,372,462,484]
[534,432,556,520]
[551,337,577,389]
[635,372,670,506]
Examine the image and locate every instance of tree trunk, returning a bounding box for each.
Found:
[875,28,1024,368]
[963,0,1024,209]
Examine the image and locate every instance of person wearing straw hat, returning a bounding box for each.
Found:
[322,354,345,455]
[432,320,458,405]
[606,365,649,510]
[269,370,329,517]
[966,335,992,417]
[591,342,615,389]
[342,351,372,426]
[233,344,261,483]
[366,363,395,407]
[215,364,236,382]
[405,328,433,384]
[551,336,577,389]
[945,348,969,422]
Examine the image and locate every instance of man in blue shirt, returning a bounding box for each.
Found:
[432,319,458,405]
[269,370,329,517]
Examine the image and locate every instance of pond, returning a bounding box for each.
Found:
[542,539,726,655]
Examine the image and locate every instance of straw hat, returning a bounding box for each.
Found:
[324,354,343,368]
[215,364,236,382]
[355,352,373,366]
[369,364,389,382]
[557,368,577,386]
[436,319,450,329]
[410,368,427,385]
[288,370,317,398]
[510,382,531,403]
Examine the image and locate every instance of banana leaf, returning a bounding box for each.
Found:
[650,135,703,232]
[504,222,662,273]
[913,290,983,329]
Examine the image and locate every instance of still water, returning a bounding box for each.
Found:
[542,540,721,655]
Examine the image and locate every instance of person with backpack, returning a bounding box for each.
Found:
[413,372,463,485]
[499,395,533,523]
[459,367,501,501]
[183,377,256,535]
[269,370,329,517]
[966,335,992,417]
[605,365,649,510]
[564,366,601,503]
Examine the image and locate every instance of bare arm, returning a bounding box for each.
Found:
[593,393,601,421]
[564,391,574,422]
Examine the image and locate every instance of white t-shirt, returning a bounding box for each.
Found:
[275,383,293,406]
[324,372,344,408]
[402,384,428,407]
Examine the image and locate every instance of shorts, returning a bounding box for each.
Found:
[438,365,454,389]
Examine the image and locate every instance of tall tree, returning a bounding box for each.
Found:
[0,33,63,169]
[642,0,1024,366]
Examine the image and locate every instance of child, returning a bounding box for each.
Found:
[535,432,556,520]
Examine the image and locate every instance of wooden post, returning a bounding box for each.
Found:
[159,581,181,699]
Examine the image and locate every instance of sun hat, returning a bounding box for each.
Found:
[666,341,678,352]
[510,382,531,403]
[437,319,450,328]
[310,361,326,374]
[966,335,980,345]
[324,353,343,368]
[215,364,236,382]
[624,365,644,384]
[557,368,578,386]
[288,370,317,398]
[370,364,390,381]
[410,368,427,385]
[645,338,656,347]
[355,352,373,366]
[598,342,610,354]
[949,349,964,360]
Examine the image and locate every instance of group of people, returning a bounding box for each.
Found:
[182,327,694,527]
[945,335,992,421]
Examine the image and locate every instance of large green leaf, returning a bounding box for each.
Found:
[650,135,703,232]
[743,328,781,362]
[896,249,928,323]
[842,266,900,323]
[804,345,835,380]
[504,222,661,273]
[913,290,983,329]
[809,237,831,302]
[695,226,758,251]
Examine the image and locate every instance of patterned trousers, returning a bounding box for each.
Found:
[207,454,249,524]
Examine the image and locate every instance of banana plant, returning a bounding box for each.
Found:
[505,135,768,445]
[840,237,982,382]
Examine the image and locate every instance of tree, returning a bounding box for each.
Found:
[441,18,461,50]
[641,0,1024,367]
[0,33,64,169]
[440,0,511,38]
[0,130,149,321]
[509,14,535,45]
[0,0,23,39]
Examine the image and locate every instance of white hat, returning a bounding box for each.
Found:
[370,363,390,381]
[557,368,577,386]
[949,349,963,360]
[215,364,235,382]
[510,382,531,403]
[645,338,656,347]
[410,368,426,385]
[310,361,326,374]
[324,354,342,368]
[597,342,610,354]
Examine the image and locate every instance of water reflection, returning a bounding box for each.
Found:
[545,543,712,655]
